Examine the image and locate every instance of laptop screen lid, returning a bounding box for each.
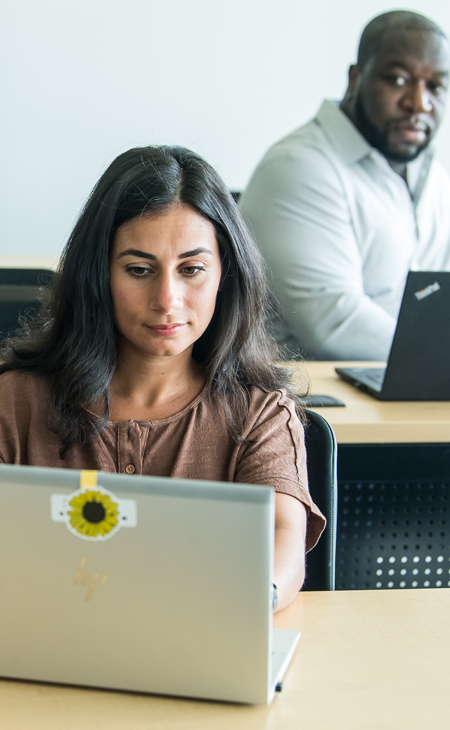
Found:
[336,272,450,400]
[0,464,297,704]
[381,271,450,400]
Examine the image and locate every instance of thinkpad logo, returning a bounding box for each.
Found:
[414,282,441,301]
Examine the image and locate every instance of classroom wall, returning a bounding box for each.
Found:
[2,0,450,258]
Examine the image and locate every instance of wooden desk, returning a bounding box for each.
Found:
[0,589,448,729]
[288,360,450,444]
[287,361,450,591]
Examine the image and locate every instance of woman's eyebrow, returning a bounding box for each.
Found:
[178,248,213,259]
[117,248,156,260]
[117,247,213,260]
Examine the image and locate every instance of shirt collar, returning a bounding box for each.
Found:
[315,99,434,198]
[315,100,372,164]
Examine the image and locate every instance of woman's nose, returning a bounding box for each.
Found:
[151,272,182,314]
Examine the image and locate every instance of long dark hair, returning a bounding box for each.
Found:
[0,146,308,456]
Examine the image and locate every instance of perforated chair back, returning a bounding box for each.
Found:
[302,409,337,591]
[0,269,54,343]
[336,443,450,590]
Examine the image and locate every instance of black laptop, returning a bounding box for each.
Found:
[335,271,450,401]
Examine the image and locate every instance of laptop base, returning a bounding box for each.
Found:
[335,367,385,399]
[270,628,300,701]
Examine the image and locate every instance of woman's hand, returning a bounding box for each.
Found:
[274,493,307,612]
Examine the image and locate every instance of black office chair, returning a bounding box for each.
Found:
[336,444,450,590]
[0,268,54,343]
[302,409,337,591]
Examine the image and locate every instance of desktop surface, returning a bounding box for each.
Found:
[0,588,448,729]
[288,360,450,444]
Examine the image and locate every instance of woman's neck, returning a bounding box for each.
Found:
[108,348,205,422]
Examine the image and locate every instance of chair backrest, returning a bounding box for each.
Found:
[0,269,54,343]
[302,409,337,591]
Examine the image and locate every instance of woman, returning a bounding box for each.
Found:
[0,145,325,611]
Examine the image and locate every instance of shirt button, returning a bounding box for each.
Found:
[125,464,135,474]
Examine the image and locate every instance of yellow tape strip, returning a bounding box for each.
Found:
[80,470,98,490]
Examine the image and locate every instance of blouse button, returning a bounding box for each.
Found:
[125,464,135,474]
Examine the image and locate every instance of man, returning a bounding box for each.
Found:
[240,11,450,360]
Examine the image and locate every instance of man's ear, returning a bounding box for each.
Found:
[347,64,360,95]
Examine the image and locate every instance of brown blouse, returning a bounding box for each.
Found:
[0,371,325,551]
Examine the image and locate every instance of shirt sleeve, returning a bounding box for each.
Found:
[240,148,396,360]
[0,371,22,463]
[233,388,325,552]
[0,371,58,465]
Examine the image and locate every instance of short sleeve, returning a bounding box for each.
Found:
[0,371,60,466]
[233,388,325,552]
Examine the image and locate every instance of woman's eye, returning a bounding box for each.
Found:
[182,265,205,276]
[127,266,151,277]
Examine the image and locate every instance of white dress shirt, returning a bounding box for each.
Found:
[240,100,450,360]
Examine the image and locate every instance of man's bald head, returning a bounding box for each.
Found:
[357,11,447,70]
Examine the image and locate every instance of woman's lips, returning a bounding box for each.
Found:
[146,323,186,336]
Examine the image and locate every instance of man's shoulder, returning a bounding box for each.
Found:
[261,100,365,162]
[240,120,348,211]
[244,102,363,193]
[260,117,334,168]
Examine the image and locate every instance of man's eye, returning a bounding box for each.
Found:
[391,76,407,87]
[429,83,447,96]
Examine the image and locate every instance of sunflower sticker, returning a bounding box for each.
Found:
[50,470,137,541]
[67,488,120,539]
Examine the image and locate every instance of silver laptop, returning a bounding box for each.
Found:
[0,464,299,704]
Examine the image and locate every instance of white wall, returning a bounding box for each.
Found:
[2,0,450,258]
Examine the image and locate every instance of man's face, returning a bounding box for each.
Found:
[352,29,449,163]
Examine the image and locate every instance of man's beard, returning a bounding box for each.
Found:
[354,93,431,163]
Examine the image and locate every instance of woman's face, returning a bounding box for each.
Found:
[110,204,222,362]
